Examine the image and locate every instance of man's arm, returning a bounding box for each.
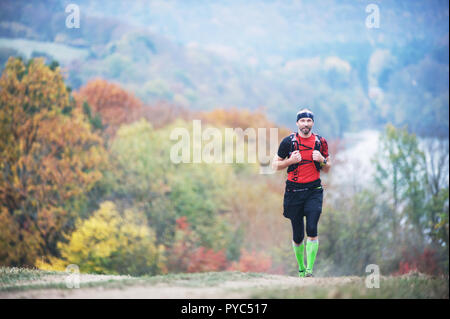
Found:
[321,156,331,173]
[272,150,301,171]
[312,150,331,173]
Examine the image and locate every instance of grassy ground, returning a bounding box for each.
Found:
[0,267,63,287]
[250,274,449,299]
[0,267,265,293]
[0,267,448,299]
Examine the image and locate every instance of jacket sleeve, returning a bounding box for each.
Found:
[277,136,292,159]
[320,137,329,158]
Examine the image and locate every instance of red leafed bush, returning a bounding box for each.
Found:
[176,216,190,231]
[167,217,228,273]
[187,247,228,273]
[166,239,191,273]
[166,217,196,273]
[394,247,439,276]
[227,249,272,273]
[396,261,419,275]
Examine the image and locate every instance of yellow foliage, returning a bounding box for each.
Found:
[36,201,166,275]
[35,255,67,272]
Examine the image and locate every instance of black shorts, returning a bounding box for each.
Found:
[283,186,324,219]
[283,184,323,241]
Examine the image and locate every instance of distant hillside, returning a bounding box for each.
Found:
[0,0,448,138]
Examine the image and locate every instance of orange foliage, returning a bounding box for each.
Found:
[227,249,273,273]
[0,206,42,267]
[167,217,228,273]
[0,58,107,265]
[166,217,198,272]
[200,107,291,139]
[138,101,195,129]
[74,78,143,138]
[187,247,227,273]
[200,107,290,168]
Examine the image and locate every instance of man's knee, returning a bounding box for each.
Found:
[293,233,304,245]
[306,226,318,238]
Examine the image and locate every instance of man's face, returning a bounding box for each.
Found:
[297,117,314,134]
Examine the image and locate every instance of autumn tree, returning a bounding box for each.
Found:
[199,107,291,171]
[200,107,288,134]
[200,107,291,144]
[374,124,429,242]
[0,57,107,266]
[166,216,229,273]
[373,124,449,274]
[138,100,195,130]
[227,249,273,273]
[74,78,143,141]
[106,119,240,248]
[37,201,166,275]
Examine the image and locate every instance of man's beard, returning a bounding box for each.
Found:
[300,126,311,134]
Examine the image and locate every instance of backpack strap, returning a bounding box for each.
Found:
[289,133,323,172]
[289,132,298,153]
[314,134,322,152]
[287,132,299,173]
[314,134,322,171]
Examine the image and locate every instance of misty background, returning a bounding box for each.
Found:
[0,0,448,278]
[1,0,448,137]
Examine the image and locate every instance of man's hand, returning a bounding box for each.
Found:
[289,150,302,164]
[312,150,324,163]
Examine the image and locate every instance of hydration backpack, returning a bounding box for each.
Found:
[287,132,323,172]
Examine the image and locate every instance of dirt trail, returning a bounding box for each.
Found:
[1,274,362,299]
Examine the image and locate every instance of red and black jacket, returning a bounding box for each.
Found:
[277,132,329,184]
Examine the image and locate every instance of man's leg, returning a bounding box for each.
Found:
[292,241,306,276]
[288,207,306,277]
[305,237,319,276]
[304,189,323,276]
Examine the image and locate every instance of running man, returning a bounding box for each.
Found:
[272,109,331,277]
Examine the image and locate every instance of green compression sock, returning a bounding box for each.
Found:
[306,239,319,274]
[292,242,306,273]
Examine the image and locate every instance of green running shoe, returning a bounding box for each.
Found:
[298,270,306,278]
[305,271,313,277]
